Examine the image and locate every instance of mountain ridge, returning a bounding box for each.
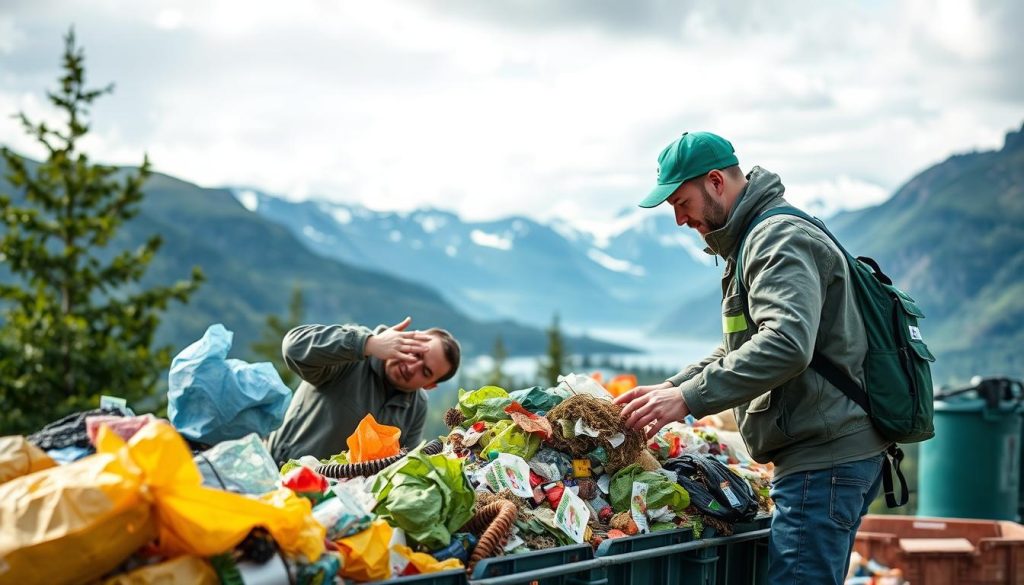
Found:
[0,156,635,360]
[233,187,721,331]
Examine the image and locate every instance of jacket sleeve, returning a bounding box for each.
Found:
[667,344,726,387]
[281,324,373,387]
[679,218,839,417]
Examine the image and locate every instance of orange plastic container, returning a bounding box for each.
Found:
[855,515,1024,584]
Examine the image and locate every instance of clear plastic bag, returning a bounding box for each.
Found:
[193,433,280,494]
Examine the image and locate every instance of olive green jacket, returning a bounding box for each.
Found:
[266,324,427,464]
[669,167,889,478]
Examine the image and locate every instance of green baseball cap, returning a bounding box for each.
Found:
[638,131,739,208]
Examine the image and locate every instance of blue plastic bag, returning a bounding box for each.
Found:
[168,324,292,444]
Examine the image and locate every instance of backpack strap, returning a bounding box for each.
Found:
[736,207,909,508]
[882,445,909,508]
[734,206,871,415]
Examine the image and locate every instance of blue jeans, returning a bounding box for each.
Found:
[767,452,884,584]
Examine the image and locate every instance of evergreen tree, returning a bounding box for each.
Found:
[485,334,508,388]
[250,286,305,387]
[0,30,203,434]
[540,313,568,386]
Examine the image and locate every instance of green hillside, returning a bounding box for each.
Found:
[0,156,633,362]
[829,124,1024,383]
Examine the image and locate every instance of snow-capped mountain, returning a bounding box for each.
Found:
[232,188,719,330]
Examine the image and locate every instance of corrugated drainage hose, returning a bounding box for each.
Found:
[315,439,443,479]
[460,500,517,573]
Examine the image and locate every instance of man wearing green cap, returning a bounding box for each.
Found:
[616,132,889,584]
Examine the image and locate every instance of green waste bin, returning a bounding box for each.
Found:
[918,378,1023,521]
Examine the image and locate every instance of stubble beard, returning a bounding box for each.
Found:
[700,184,729,232]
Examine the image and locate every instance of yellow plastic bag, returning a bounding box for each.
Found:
[0,421,325,585]
[0,439,157,584]
[93,421,325,561]
[100,555,218,585]
[0,435,56,484]
[393,544,464,575]
[336,519,393,582]
[346,413,401,463]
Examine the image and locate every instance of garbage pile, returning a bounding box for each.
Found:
[429,374,774,556]
[0,327,775,584]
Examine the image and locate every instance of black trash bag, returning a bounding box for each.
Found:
[663,454,758,524]
[27,408,124,451]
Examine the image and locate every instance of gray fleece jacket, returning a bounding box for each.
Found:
[266,324,428,464]
[669,167,889,478]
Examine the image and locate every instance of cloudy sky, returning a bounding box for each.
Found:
[1,0,1021,224]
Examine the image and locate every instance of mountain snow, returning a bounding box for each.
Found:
[587,248,645,276]
[564,208,660,249]
[301,225,332,244]
[326,206,352,225]
[660,233,716,266]
[470,229,513,250]
[416,214,447,233]
[234,189,259,212]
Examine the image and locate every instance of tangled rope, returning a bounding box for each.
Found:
[544,394,644,473]
[459,500,517,572]
[315,439,443,479]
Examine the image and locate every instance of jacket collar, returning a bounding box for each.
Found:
[703,166,787,260]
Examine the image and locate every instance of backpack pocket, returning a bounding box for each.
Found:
[865,291,935,442]
[896,295,936,361]
[894,293,935,441]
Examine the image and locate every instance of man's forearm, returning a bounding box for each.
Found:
[282,324,371,385]
[667,344,726,387]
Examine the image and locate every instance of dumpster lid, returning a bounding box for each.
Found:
[899,537,975,554]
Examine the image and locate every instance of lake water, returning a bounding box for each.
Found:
[463,328,720,381]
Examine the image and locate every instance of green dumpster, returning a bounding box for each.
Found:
[464,520,773,585]
[918,378,1023,521]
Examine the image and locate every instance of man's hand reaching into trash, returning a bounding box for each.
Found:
[614,381,691,439]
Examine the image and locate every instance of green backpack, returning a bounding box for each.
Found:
[737,206,936,507]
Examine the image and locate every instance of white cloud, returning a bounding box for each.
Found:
[0,17,25,55]
[0,0,1020,226]
[155,9,183,31]
[786,176,890,218]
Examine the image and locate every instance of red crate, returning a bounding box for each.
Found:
[855,515,1024,585]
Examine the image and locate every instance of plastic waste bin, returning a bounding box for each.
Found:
[469,543,597,584]
[854,514,1024,585]
[918,377,1024,521]
[462,521,773,585]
